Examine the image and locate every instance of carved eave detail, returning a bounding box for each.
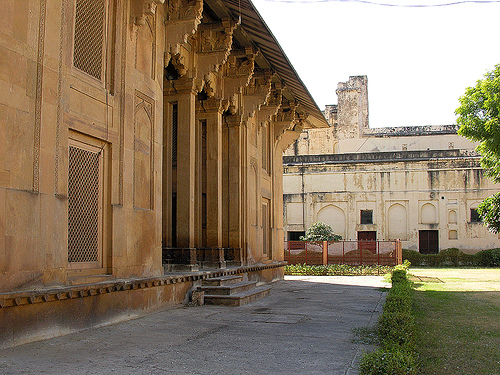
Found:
[165,0,203,55]
[221,48,256,115]
[195,18,238,92]
[278,121,304,151]
[272,99,298,143]
[242,70,273,119]
[257,81,283,125]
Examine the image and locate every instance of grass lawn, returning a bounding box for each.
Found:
[410,268,500,375]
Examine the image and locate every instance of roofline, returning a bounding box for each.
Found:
[218,0,329,128]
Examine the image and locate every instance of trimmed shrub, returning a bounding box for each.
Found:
[402,247,500,267]
[436,248,460,266]
[378,312,415,351]
[284,264,393,276]
[402,250,423,266]
[383,288,412,314]
[360,267,417,375]
[475,248,500,267]
[391,269,407,283]
[359,349,417,375]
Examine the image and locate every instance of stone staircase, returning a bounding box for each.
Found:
[198,275,271,306]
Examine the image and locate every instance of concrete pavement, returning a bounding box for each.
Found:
[0,276,389,375]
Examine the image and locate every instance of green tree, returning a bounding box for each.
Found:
[456,64,500,232]
[300,222,342,242]
[477,193,500,234]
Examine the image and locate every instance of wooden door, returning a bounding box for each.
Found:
[419,230,439,254]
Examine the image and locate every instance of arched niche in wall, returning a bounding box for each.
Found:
[449,230,458,240]
[388,203,407,240]
[421,203,437,224]
[317,205,345,239]
[448,210,457,224]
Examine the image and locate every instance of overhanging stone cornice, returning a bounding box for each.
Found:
[204,0,328,129]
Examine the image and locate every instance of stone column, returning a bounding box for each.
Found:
[204,99,224,248]
[167,77,197,248]
[224,114,244,251]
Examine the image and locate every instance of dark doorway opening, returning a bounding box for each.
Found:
[358,231,377,253]
[419,230,439,254]
[287,231,305,241]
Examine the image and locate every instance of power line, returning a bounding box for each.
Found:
[264,0,500,6]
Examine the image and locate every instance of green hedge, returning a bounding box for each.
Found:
[359,268,417,375]
[284,264,393,276]
[403,248,500,267]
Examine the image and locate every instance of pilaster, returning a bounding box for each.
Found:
[223,113,245,251]
[166,77,197,248]
[196,97,225,248]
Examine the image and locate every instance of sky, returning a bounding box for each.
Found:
[250,0,500,127]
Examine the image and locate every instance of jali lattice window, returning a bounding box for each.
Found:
[73,0,105,80]
[68,143,102,264]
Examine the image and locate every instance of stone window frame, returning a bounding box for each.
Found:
[360,209,373,225]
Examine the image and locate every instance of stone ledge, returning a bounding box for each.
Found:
[0,262,286,309]
[283,149,480,166]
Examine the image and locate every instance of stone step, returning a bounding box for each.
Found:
[203,285,272,307]
[202,275,243,287]
[199,280,257,296]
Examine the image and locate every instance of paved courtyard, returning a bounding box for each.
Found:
[0,276,388,375]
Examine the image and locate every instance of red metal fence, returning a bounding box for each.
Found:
[284,240,402,266]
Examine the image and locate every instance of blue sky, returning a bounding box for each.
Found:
[251,0,500,127]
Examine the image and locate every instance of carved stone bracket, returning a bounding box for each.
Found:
[241,70,273,119]
[277,121,304,151]
[221,48,257,115]
[273,98,297,122]
[272,99,299,143]
[166,51,188,77]
[165,0,204,55]
[195,18,238,92]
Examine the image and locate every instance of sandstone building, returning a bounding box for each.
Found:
[283,76,500,254]
[0,0,327,347]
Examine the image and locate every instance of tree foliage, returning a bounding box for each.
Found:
[456,64,500,232]
[477,193,500,234]
[300,222,342,242]
[456,64,500,182]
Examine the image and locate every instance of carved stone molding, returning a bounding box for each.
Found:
[164,76,197,96]
[33,0,47,193]
[132,0,165,26]
[195,97,227,114]
[224,112,244,127]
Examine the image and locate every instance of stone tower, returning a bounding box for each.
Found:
[335,75,369,140]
